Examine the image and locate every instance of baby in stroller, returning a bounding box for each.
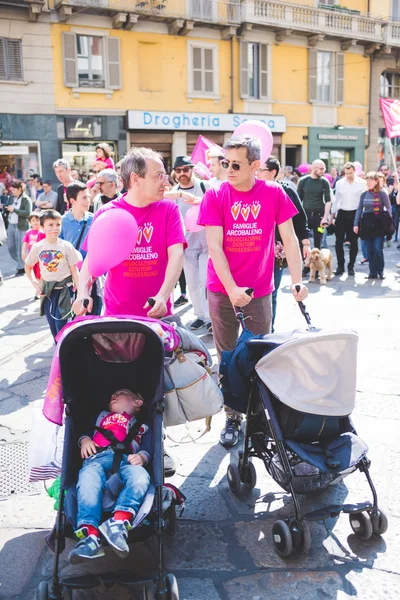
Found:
[69,388,152,564]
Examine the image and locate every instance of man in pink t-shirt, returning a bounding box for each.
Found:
[73,147,186,320]
[198,135,308,447]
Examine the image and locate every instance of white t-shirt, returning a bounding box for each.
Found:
[25,238,81,282]
[9,196,21,225]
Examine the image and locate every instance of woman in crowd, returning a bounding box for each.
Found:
[4,180,32,276]
[93,143,114,171]
[354,172,391,280]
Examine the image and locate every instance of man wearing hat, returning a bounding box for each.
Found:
[165,156,211,331]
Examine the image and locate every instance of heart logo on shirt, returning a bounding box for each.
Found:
[241,206,250,221]
[251,203,261,220]
[137,228,143,245]
[143,224,154,244]
[231,203,241,221]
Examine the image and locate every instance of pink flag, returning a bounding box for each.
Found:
[191,135,224,180]
[380,98,400,139]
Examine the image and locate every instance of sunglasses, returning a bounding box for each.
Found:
[221,160,250,171]
[175,167,191,174]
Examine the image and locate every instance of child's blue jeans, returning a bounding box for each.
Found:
[76,448,151,529]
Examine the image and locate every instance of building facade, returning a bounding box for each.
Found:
[2,0,400,177]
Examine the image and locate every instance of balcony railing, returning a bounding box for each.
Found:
[241,0,383,44]
[383,21,400,45]
[55,0,241,25]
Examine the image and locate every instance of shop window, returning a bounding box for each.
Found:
[0,38,23,82]
[380,71,400,98]
[187,42,219,98]
[189,0,216,21]
[0,142,40,180]
[240,42,268,100]
[62,32,121,90]
[309,50,344,104]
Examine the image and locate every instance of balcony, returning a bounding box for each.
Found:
[55,0,241,27]
[241,0,383,46]
[383,21,400,46]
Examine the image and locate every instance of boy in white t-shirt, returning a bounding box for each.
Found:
[25,209,81,340]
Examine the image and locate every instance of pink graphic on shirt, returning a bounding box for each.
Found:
[143,223,154,244]
[231,203,241,221]
[251,202,261,220]
[241,205,250,221]
[93,412,130,447]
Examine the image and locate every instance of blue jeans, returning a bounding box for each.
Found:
[361,239,368,260]
[365,236,384,276]
[271,266,284,333]
[7,223,25,270]
[77,448,150,529]
[43,288,72,341]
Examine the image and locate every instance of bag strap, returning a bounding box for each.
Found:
[200,181,206,194]
[74,218,88,250]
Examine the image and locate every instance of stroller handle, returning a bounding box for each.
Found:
[147,297,156,308]
[295,285,313,327]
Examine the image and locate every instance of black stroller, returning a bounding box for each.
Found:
[222,296,388,557]
[37,318,182,600]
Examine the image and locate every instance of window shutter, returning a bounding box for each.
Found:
[62,32,78,88]
[7,40,23,81]
[240,41,249,99]
[260,43,268,100]
[0,40,6,80]
[392,0,400,20]
[106,37,121,90]
[336,52,345,105]
[308,48,317,103]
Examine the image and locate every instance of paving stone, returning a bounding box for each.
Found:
[0,492,55,529]
[166,522,233,571]
[337,568,400,599]
[177,577,221,600]
[0,529,47,598]
[0,367,43,391]
[167,475,232,521]
[234,518,330,569]
[223,571,344,600]
[7,374,49,401]
[0,395,22,417]
[0,402,36,434]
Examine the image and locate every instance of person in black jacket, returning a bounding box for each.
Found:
[258,157,310,330]
[53,158,77,216]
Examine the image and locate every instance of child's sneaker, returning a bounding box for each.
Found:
[99,518,131,558]
[68,529,105,564]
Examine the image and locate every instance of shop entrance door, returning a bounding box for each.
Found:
[319,149,352,172]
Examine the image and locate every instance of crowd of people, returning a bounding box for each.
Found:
[0,138,399,448]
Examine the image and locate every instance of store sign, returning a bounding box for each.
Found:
[127,111,286,133]
[65,117,102,139]
[317,133,359,141]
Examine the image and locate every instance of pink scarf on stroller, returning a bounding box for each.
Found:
[43,315,180,425]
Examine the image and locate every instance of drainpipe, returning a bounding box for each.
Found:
[365,53,373,155]
[229,35,234,114]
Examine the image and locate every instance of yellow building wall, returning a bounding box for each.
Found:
[51,24,240,113]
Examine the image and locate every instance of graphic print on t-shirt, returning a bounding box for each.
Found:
[39,250,64,273]
[123,221,158,279]
[227,201,263,253]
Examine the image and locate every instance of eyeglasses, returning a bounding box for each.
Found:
[152,173,169,182]
[221,160,250,171]
[175,167,191,174]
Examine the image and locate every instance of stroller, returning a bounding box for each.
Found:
[222,294,388,557]
[37,317,183,600]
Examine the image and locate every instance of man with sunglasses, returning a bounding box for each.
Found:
[166,155,211,331]
[198,135,308,447]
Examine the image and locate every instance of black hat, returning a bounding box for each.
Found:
[173,155,195,169]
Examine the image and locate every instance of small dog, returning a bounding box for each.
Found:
[306,248,333,284]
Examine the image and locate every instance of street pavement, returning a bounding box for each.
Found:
[0,237,400,600]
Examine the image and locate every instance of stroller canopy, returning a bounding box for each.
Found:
[253,329,358,417]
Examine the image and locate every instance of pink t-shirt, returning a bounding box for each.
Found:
[198,179,298,297]
[82,196,186,316]
[93,411,131,447]
[23,228,46,249]
[104,157,115,169]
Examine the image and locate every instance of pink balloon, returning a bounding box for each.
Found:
[232,120,273,164]
[76,260,83,271]
[354,161,363,176]
[184,205,204,233]
[298,163,310,175]
[325,173,333,183]
[88,209,138,278]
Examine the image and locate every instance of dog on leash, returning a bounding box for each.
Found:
[305,248,333,284]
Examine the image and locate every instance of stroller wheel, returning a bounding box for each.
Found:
[38,581,49,600]
[243,461,257,490]
[227,464,241,495]
[166,573,179,600]
[272,520,293,557]
[295,520,311,555]
[349,511,373,540]
[370,509,389,535]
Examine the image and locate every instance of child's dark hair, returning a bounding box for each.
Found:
[66,180,87,202]
[40,209,62,227]
[28,211,42,223]
[96,142,111,159]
